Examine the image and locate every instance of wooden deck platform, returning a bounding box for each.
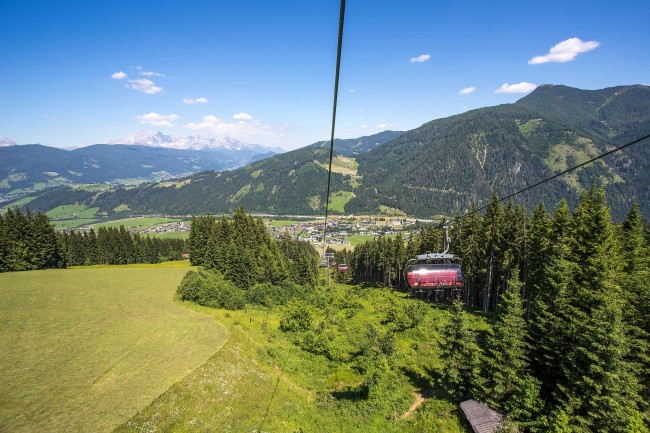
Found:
[460,399,503,433]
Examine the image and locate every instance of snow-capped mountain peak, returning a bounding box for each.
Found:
[105,131,259,151]
[0,137,17,147]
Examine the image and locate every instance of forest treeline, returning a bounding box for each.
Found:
[178,207,320,309]
[58,226,186,266]
[338,188,650,431]
[0,207,186,272]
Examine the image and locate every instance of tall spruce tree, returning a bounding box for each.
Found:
[0,213,9,272]
[525,202,551,312]
[456,202,486,306]
[529,200,575,403]
[558,187,645,432]
[619,202,650,410]
[440,297,482,400]
[483,268,541,421]
[482,192,505,312]
[188,215,214,266]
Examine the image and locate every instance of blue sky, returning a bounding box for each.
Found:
[1,0,648,150]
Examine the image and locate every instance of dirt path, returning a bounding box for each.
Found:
[401,387,434,419]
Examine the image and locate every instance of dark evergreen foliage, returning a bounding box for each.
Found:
[181,207,320,309]
[0,208,65,272]
[440,298,482,400]
[58,226,185,266]
[482,269,542,422]
[344,189,649,430]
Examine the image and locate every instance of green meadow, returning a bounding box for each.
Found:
[0,264,473,433]
[0,196,36,213]
[90,216,184,230]
[328,191,356,213]
[149,230,190,240]
[45,204,99,219]
[51,218,99,230]
[0,263,227,433]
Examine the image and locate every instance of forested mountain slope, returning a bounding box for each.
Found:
[347,84,650,219]
[18,131,403,216]
[309,130,405,156]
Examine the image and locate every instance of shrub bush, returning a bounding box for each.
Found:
[280,299,313,332]
[176,269,244,310]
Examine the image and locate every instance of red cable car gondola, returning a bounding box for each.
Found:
[404,225,463,298]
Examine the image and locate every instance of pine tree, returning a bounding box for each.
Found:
[188,215,214,266]
[483,268,541,421]
[86,228,98,265]
[482,192,505,311]
[0,213,8,272]
[528,200,573,394]
[619,202,650,409]
[440,297,482,400]
[456,202,486,307]
[525,202,551,312]
[31,212,63,269]
[557,187,644,431]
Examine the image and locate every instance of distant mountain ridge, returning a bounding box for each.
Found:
[11,85,650,220]
[105,130,283,154]
[0,135,280,199]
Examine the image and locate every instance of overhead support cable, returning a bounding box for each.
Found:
[321,0,346,263]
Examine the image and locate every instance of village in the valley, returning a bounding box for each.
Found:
[128,215,435,250]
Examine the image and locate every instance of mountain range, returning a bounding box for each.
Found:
[104,130,283,153]
[7,85,650,220]
[0,133,280,199]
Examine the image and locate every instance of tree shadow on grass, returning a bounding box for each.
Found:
[330,385,368,402]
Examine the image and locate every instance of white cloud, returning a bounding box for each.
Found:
[233,112,253,120]
[349,89,355,93]
[528,37,600,64]
[205,115,220,122]
[459,86,476,95]
[139,70,164,77]
[127,78,163,94]
[494,82,537,94]
[111,71,127,80]
[377,123,394,129]
[409,54,431,63]
[183,97,209,104]
[185,115,284,140]
[361,124,368,128]
[136,112,181,126]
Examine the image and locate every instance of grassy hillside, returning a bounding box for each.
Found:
[0,263,228,433]
[116,281,478,433]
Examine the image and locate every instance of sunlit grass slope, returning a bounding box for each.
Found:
[116,283,472,433]
[0,263,228,433]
